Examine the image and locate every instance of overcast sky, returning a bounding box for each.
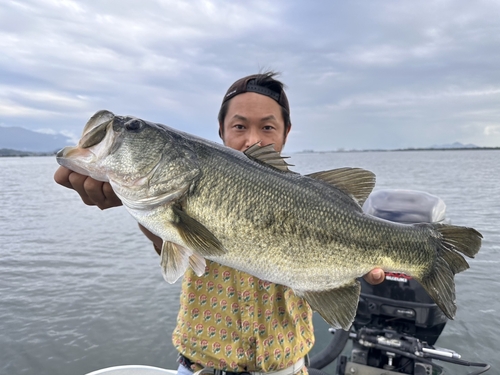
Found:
[1,0,499,151]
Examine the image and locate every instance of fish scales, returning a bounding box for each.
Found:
[190,143,415,246]
[186,151,434,289]
[56,110,482,329]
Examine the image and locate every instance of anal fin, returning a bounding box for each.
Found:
[298,281,361,330]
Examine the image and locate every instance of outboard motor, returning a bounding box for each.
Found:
[356,189,449,346]
[362,189,447,224]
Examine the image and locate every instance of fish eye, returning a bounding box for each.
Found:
[125,119,144,132]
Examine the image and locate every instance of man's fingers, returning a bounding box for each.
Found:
[102,182,122,208]
[68,173,96,206]
[69,172,100,206]
[84,178,122,209]
[97,182,122,210]
[54,166,74,189]
[55,167,122,209]
[83,177,107,205]
[55,167,96,206]
[363,268,385,285]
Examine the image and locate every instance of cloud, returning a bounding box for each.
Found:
[484,125,500,136]
[0,0,499,149]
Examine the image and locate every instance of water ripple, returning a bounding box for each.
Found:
[1,152,499,375]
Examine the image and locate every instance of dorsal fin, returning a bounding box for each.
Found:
[306,167,376,206]
[244,143,294,172]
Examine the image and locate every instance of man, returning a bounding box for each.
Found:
[54,72,384,375]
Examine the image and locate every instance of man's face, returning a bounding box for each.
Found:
[220,92,290,153]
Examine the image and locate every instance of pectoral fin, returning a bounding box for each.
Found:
[172,205,226,257]
[298,280,361,330]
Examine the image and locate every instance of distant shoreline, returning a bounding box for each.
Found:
[0,149,58,157]
[294,147,500,154]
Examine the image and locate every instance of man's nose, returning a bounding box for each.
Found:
[245,130,261,148]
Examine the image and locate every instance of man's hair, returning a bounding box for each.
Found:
[218,71,291,137]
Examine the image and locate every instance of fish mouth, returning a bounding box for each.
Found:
[56,145,96,177]
[55,110,117,181]
[81,110,115,138]
[57,113,114,160]
[56,145,93,159]
[79,110,115,148]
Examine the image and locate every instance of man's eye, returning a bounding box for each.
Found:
[263,126,275,131]
[234,125,245,130]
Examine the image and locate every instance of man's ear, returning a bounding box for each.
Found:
[284,123,292,143]
[218,122,224,140]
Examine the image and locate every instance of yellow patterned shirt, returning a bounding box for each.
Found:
[172,261,315,373]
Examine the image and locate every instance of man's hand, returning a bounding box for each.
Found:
[54,166,122,210]
[363,268,385,285]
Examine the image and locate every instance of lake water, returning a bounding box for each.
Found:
[1,150,499,375]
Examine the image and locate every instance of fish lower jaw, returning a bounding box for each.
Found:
[57,147,102,176]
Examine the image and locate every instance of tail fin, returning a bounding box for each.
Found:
[416,224,482,319]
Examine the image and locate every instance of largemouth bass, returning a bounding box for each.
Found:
[56,110,482,329]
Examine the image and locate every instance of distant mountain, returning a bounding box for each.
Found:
[430,142,478,149]
[0,126,72,153]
